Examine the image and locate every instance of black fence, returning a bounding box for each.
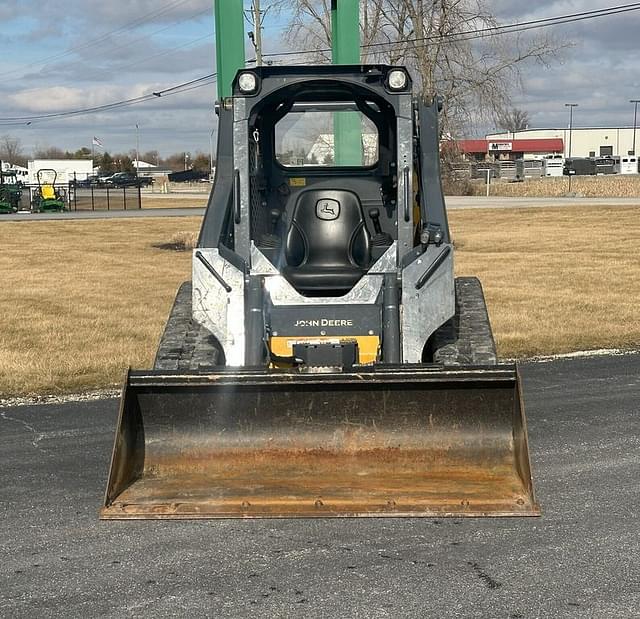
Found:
[69,184,142,211]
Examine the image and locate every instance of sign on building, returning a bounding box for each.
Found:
[489,142,513,151]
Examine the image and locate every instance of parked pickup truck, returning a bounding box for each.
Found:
[103,172,154,187]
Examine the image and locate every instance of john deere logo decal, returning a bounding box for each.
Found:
[316,199,340,220]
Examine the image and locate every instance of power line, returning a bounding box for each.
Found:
[0,0,195,79]
[261,2,640,58]
[81,8,212,75]
[109,32,212,73]
[391,2,640,49]
[0,74,218,124]
[2,2,638,124]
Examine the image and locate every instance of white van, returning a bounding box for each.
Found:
[619,156,638,174]
[543,155,565,177]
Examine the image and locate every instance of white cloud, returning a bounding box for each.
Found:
[2,1,640,151]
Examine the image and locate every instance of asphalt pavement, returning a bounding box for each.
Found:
[0,207,205,221]
[1,354,639,618]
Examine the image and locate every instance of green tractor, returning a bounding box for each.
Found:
[0,168,22,214]
[32,169,66,213]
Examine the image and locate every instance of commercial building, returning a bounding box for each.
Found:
[27,159,94,184]
[487,127,640,158]
[456,126,640,161]
[456,138,564,161]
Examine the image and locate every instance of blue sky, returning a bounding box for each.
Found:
[1,1,640,158]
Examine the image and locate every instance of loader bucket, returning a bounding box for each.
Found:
[101,365,539,519]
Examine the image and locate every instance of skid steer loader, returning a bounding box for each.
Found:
[102,65,539,519]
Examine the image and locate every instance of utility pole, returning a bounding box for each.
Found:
[250,0,263,66]
[565,103,578,192]
[630,99,640,155]
[565,103,578,158]
[209,128,215,179]
[135,123,140,178]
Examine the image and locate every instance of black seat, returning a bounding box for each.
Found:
[283,189,371,294]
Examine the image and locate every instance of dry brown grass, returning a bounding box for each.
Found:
[470,174,640,198]
[0,206,638,396]
[0,217,200,396]
[450,206,640,357]
[154,230,199,251]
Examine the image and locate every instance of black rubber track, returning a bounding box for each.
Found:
[153,282,222,370]
[430,276,498,366]
[155,278,497,369]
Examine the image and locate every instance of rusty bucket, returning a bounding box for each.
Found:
[101,365,539,519]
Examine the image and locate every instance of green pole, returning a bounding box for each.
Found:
[331,0,362,166]
[214,0,246,99]
[331,0,360,63]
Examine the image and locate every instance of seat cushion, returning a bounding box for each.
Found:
[283,264,367,294]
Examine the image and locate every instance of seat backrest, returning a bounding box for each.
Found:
[285,189,370,270]
[41,185,56,200]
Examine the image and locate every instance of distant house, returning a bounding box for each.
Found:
[132,160,173,177]
[307,134,378,165]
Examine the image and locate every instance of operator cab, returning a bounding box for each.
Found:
[244,77,400,295]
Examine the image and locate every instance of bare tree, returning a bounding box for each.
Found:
[33,146,68,159]
[497,107,530,133]
[0,135,26,166]
[274,1,565,136]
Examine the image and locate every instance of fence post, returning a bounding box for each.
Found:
[91,184,95,210]
[123,185,127,210]
[106,185,110,210]
[137,182,142,209]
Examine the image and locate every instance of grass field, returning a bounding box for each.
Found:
[0,206,638,396]
[141,196,206,209]
[452,206,640,357]
[0,218,197,396]
[470,174,640,198]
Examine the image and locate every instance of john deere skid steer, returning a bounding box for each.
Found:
[102,65,538,519]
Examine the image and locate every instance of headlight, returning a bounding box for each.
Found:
[238,72,258,94]
[387,69,408,91]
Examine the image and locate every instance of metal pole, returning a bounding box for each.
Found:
[252,0,263,66]
[331,0,362,166]
[214,0,245,99]
[209,128,215,180]
[630,100,640,155]
[135,123,140,178]
[565,103,578,192]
